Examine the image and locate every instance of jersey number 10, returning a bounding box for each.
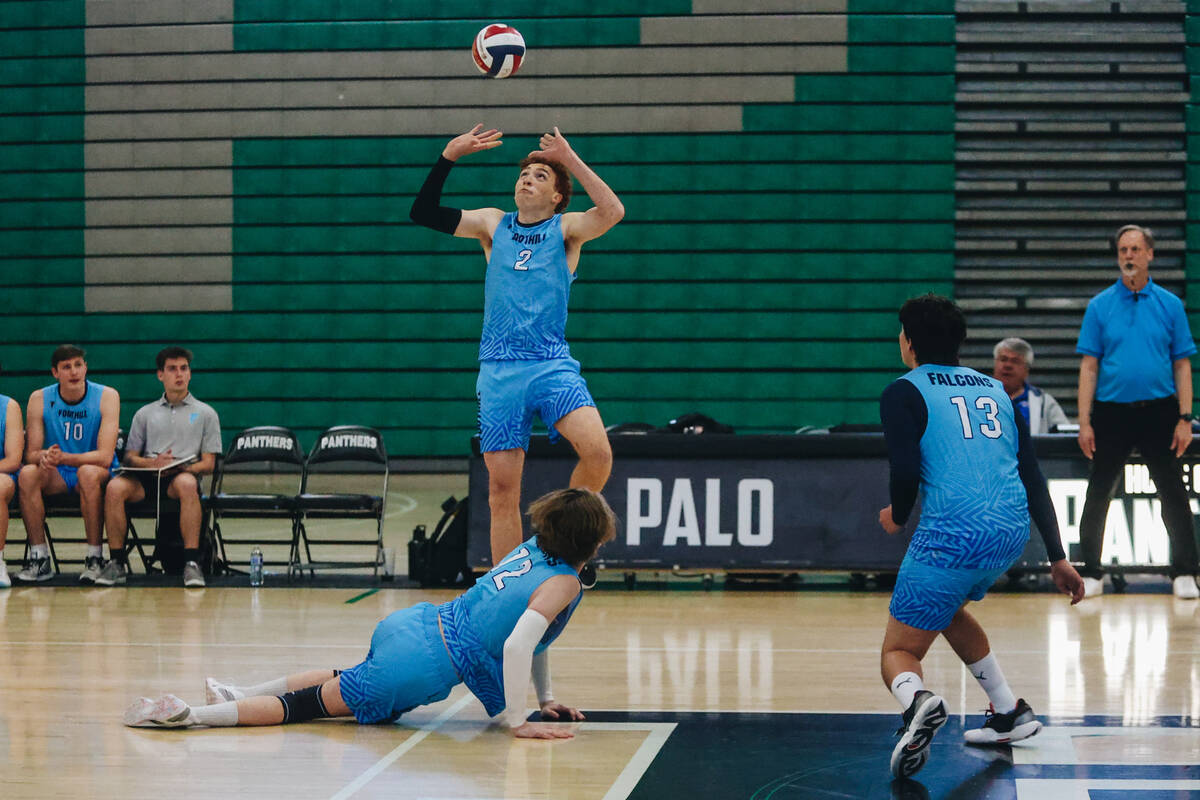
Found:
[950,395,1003,440]
[62,421,84,441]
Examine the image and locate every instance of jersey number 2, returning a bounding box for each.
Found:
[513,249,532,271]
[492,546,533,590]
[950,396,1003,439]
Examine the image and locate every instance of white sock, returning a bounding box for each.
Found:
[239,676,291,697]
[967,653,1017,713]
[890,671,924,709]
[190,701,239,727]
[86,544,103,559]
[31,543,49,558]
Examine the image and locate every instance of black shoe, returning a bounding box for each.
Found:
[963,698,1041,745]
[890,690,947,778]
[579,562,597,589]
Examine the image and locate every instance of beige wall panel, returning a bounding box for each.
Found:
[85,225,232,255]
[86,256,232,284]
[84,140,233,170]
[86,198,233,227]
[85,284,233,312]
[643,14,846,44]
[85,23,233,55]
[84,170,232,197]
[86,0,234,26]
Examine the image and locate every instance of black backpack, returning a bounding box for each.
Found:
[408,496,472,587]
[149,512,217,575]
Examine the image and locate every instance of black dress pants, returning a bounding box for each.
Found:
[1078,396,1199,579]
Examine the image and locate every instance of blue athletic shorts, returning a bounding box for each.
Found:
[338,602,460,724]
[53,464,115,493]
[476,358,596,453]
[888,551,1011,632]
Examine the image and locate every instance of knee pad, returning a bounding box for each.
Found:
[276,684,332,724]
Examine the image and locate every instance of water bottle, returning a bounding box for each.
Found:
[249,546,264,586]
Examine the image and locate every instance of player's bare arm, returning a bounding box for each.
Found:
[410,124,505,249]
[535,127,624,247]
[24,389,45,465]
[0,399,24,474]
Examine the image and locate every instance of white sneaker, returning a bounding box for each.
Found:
[0,560,10,589]
[205,677,245,704]
[183,561,206,588]
[123,694,198,728]
[1081,576,1104,599]
[1172,575,1199,600]
[79,555,105,584]
[15,555,53,583]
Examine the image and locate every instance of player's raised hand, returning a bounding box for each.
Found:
[1050,559,1085,605]
[533,126,575,164]
[540,701,585,722]
[878,505,903,535]
[442,124,503,161]
[512,720,576,740]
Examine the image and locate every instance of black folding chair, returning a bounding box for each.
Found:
[208,427,304,576]
[291,425,387,579]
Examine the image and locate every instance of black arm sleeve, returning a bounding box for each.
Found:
[1014,403,1067,562]
[409,156,464,234]
[880,380,927,526]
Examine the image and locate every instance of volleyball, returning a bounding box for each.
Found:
[472,24,526,79]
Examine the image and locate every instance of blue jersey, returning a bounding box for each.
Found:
[0,393,10,448]
[439,536,582,716]
[42,381,118,467]
[901,365,1029,568]
[479,212,574,361]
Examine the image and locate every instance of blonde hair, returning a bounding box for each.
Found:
[527,488,616,565]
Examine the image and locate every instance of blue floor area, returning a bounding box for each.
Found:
[578,711,1200,800]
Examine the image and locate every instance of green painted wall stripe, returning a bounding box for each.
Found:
[848,45,955,73]
[794,75,955,103]
[745,104,955,132]
[233,133,956,166]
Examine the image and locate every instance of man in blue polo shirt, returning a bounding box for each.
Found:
[1076,224,1200,599]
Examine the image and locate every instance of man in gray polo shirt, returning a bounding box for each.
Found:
[97,346,222,587]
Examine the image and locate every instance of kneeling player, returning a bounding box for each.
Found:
[877,295,1084,779]
[124,488,614,739]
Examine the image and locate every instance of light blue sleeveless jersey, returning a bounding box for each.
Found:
[479,212,574,361]
[439,536,582,716]
[902,365,1029,569]
[42,381,118,467]
[0,393,9,446]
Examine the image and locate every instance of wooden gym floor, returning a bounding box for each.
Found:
[1,582,1198,799]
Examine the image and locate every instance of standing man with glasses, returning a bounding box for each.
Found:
[1076,224,1200,599]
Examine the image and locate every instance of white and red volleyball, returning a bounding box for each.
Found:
[472,24,525,79]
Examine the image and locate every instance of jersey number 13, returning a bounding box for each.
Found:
[950,395,1003,440]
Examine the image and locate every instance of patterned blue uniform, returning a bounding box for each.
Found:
[886,365,1031,631]
[339,537,581,724]
[0,393,16,483]
[476,212,595,452]
[41,381,118,491]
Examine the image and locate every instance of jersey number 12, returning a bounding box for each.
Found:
[492,546,533,590]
